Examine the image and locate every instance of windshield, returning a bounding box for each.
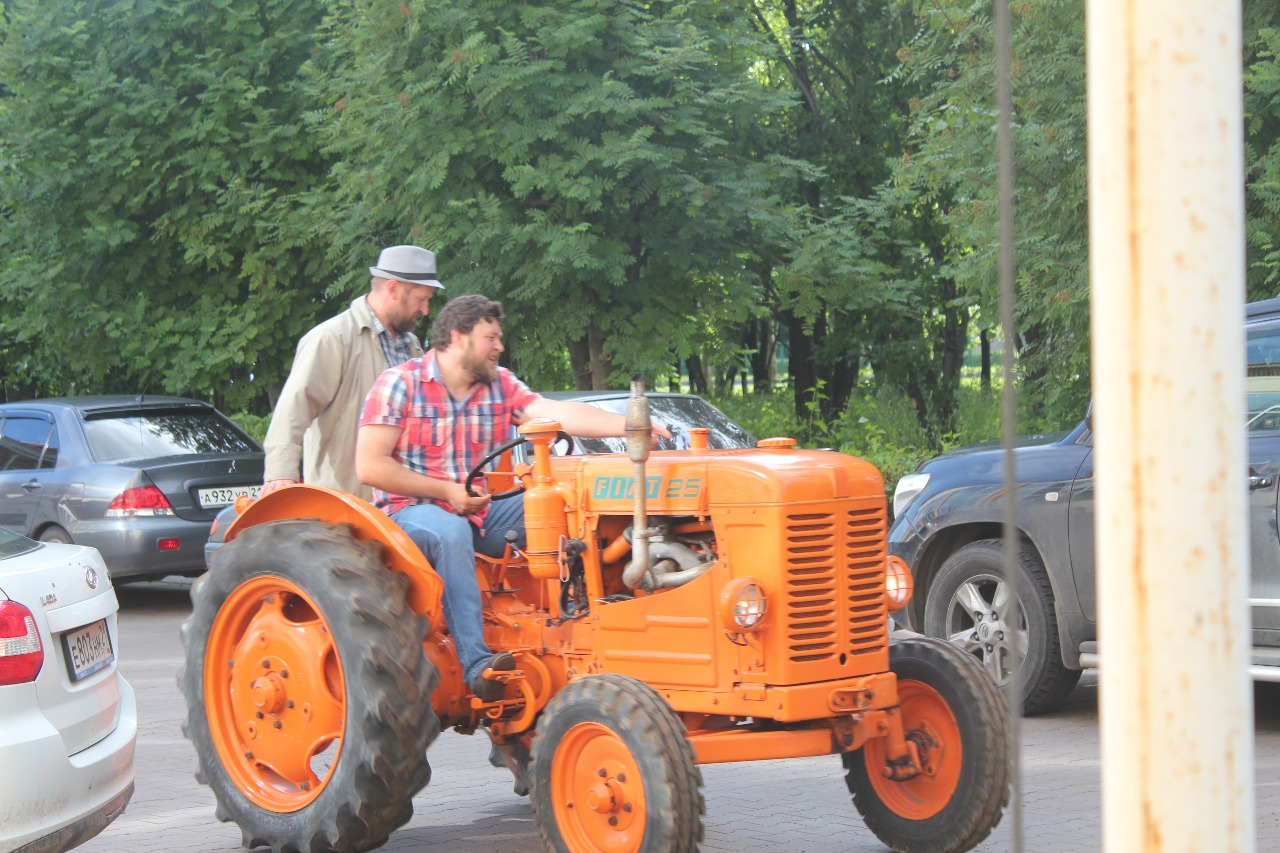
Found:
[84,409,259,462]
[0,527,40,560]
[572,396,756,453]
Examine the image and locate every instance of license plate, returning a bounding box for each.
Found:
[197,485,261,508]
[63,619,114,682]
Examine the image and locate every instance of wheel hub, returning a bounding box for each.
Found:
[252,672,288,716]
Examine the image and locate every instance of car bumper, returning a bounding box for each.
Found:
[0,676,138,851]
[68,517,213,580]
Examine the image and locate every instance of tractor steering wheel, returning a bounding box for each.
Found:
[464,431,575,501]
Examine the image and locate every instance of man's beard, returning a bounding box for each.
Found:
[465,349,498,384]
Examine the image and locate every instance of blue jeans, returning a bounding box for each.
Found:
[390,498,526,685]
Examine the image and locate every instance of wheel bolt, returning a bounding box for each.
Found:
[623,803,632,813]
[300,781,310,791]
[286,700,295,709]
[616,772,626,783]
[245,751,253,760]
[261,659,270,669]
[608,817,618,827]
[274,720,282,729]
[598,768,607,777]
[256,711,264,719]
[281,670,289,679]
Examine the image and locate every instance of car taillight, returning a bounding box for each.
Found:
[0,601,45,684]
[106,485,174,517]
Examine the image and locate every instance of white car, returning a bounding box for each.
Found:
[0,527,137,852]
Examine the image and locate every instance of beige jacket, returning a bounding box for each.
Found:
[263,296,423,501]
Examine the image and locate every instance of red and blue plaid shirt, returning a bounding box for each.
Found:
[359,350,542,518]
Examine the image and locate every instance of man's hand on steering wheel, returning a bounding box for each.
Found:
[448,481,492,515]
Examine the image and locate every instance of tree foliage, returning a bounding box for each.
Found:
[0,0,1276,447]
[301,0,795,390]
[0,0,335,410]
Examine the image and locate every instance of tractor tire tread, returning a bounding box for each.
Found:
[180,520,438,853]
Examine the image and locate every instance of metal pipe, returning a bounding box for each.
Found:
[624,374,652,589]
[1088,1,1254,849]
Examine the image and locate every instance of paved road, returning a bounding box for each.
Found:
[81,578,1280,853]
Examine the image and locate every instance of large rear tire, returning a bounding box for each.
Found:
[179,520,438,853]
[925,539,1081,715]
[845,637,1009,853]
[530,674,704,853]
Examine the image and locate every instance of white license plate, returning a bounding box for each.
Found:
[63,619,114,681]
[197,485,261,508]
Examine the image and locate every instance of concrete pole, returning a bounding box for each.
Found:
[1087,2,1254,851]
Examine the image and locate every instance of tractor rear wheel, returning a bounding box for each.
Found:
[179,520,439,853]
[530,674,704,853]
[844,637,1009,853]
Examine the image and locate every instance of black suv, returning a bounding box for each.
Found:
[888,298,1280,714]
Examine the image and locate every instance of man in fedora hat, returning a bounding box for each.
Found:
[261,244,443,501]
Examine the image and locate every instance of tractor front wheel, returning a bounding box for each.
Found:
[179,520,439,853]
[844,637,1009,853]
[530,674,704,853]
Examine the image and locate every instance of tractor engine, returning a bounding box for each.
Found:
[507,413,897,723]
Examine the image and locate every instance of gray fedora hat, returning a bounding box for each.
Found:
[370,245,444,289]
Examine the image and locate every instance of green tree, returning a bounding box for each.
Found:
[302,0,794,389]
[746,0,958,432]
[890,0,1090,426]
[1245,2,1280,299]
[0,0,335,411]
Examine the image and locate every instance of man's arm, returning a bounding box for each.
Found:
[523,397,672,440]
[355,424,491,515]
[262,328,344,493]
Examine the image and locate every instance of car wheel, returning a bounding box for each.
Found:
[38,526,72,545]
[924,539,1081,715]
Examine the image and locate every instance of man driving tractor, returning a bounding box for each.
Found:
[355,294,670,702]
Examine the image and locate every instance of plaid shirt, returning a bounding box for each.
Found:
[360,350,541,518]
[367,300,419,368]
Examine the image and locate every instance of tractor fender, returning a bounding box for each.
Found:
[224,484,444,628]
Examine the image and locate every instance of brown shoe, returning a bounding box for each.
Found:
[471,651,516,703]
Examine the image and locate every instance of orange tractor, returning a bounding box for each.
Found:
[180,379,1008,853]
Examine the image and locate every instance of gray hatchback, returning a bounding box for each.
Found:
[0,396,264,582]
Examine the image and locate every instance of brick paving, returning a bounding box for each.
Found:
[79,579,1280,853]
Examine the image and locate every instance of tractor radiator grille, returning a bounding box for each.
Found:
[781,507,887,663]
[844,506,889,657]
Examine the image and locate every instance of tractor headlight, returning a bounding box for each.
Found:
[885,556,914,612]
[720,578,768,632]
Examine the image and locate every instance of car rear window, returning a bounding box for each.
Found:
[83,409,259,462]
[0,527,40,559]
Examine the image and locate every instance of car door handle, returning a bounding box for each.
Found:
[21,479,41,492]
[1249,474,1273,490]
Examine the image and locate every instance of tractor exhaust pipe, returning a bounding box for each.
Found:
[623,373,653,589]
